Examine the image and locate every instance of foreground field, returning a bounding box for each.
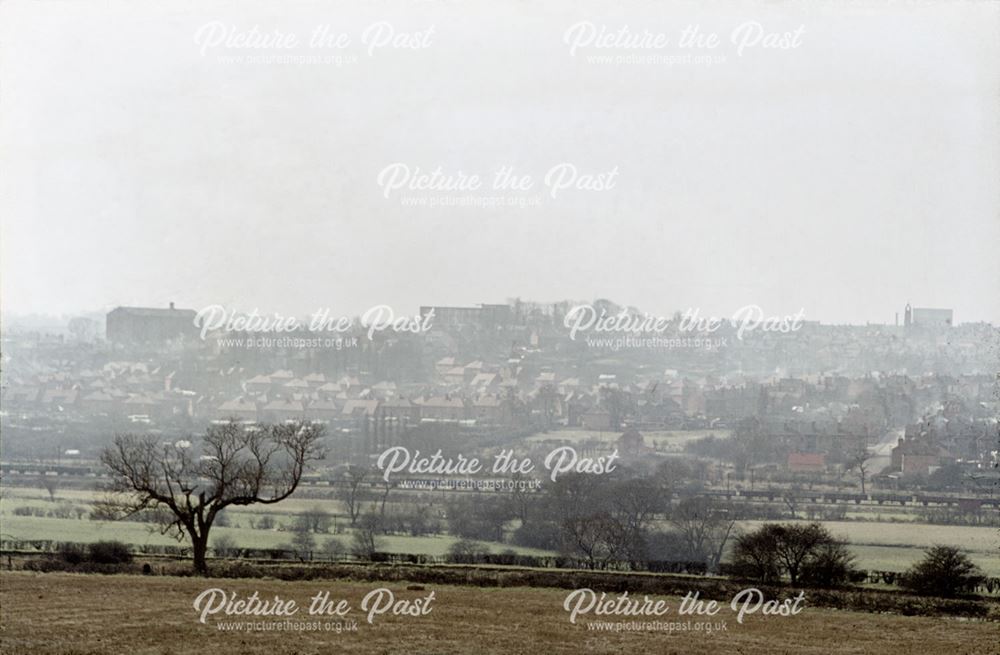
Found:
[1,572,998,655]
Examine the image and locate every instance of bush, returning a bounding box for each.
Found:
[87,541,133,564]
[350,514,385,560]
[799,542,860,588]
[291,529,316,558]
[730,526,782,584]
[446,539,490,563]
[322,537,347,561]
[730,523,849,586]
[512,521,562,551]
[213,534,239,558]
[57,542,87,565]
[900,545,985,598]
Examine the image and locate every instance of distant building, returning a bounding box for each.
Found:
[419,304,512,329]
[416,396,469,421]
[903,304,953,328]
[890,436,950,476]
[787,452,826,473]
[106,303,198,345]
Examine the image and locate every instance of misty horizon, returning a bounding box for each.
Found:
[2,1,998,325]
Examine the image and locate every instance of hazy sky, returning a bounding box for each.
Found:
[2,0,998,325]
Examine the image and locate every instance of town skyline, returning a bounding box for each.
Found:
[1,297,994,331]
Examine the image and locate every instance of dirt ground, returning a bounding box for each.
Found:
[1,572,998,655]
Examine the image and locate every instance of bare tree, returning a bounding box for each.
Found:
[782,490,800,519]
[670,496,737,573]
[845,448,873,495]
[376,478,393,520]
[290,526,316,560]
[607,478,663,564]
[562,513,622,568]
[322,536,346,561]
[351,513,385,560]
[41,477,59,502]
[506,472,533,524]
[98,420,324,573]
[447,495,513,543]
[298,508,332,533]
[537,383,558,429]
[732,522,838,585]
[338,466,369,526]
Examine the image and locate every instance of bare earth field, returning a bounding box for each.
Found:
[1,572,998,655]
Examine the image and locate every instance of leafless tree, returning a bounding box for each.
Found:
[322,536,346,561]
[845,448,874,495]
[506,472,533,524]
[351,513,385,560]
[338,466,369,526]
[782,490,800,519]
[670,496,737,573]
[41,477,59,502]
[297,508,332,533]
[562,513,622,568]
[376,478,393,520]
[98,420,324,573]
[290,526,316,560]
[607,478,663,563]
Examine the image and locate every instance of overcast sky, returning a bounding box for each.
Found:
[1,0,998,325]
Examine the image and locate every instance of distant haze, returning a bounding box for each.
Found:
[2,0,998,324]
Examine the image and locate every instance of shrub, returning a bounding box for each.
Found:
[799,541,860,588]
[900,545,985,598]
[350,514,385,560]
[87,541,133,564]
[213,534,239,558]
[291,529,316,558]
[57,542,87,565]
[730,526,782,584]
[446,539,490,563]
[321,537,346,561]
[730,522,847,586]
[512,521,562,551]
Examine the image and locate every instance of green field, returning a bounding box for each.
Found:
[739,519,1000,576]
[3,483,997,575]
[0,484,550,557]
[0,514,554,557]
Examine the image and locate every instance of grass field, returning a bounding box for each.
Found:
[1,572,997,655]
[5,482,998,574]
[0,485,551,557]
[739,520,1000,576]
[0,516,552,557]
